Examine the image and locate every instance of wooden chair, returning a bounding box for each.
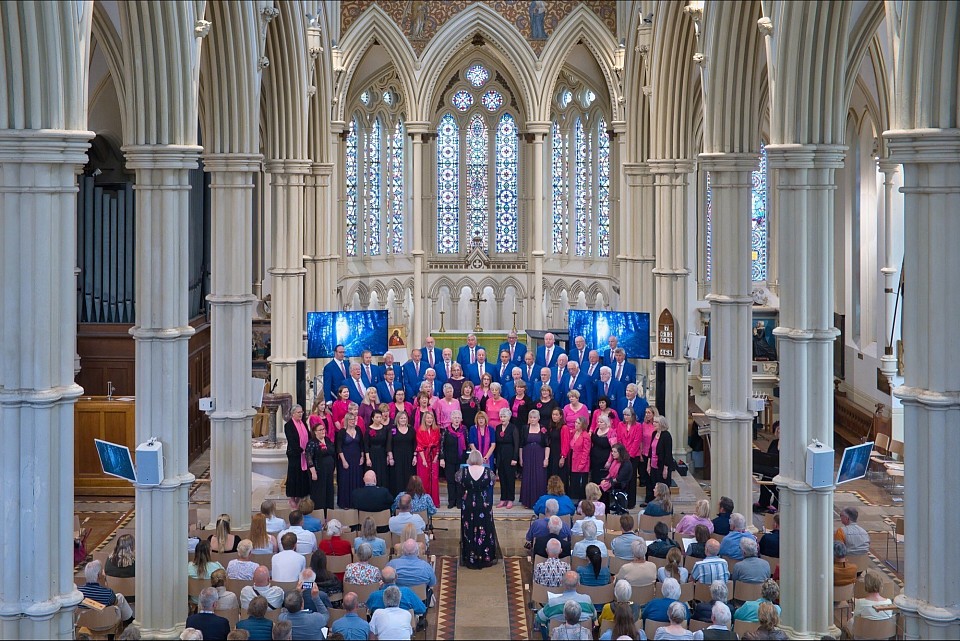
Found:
[834,582,856,624]
[216,607,240,628]
[264,608,283,622]
[886,516,904,573]
[649,555,669,570]
[868,433,892,479]
[710,532,725,543]
[683,555,700,573]
[570,555,589,570]
[638,514,671,534]
[343,580,380,607]
[721,555,739,575]
[688,618,711,633]
[733,620,761,635]
[106,576,135,602]
[76,605,122,640]
[340,530,358,543]
[630,583,656,605]
[369,554,390,569]
[329,508,360,529]
[250,553,273,572]
[549,618,594,634]
[579,582,616,606]
[847,554,871,576]
[762,513,777,533]
[533,555,549,567]
[358,509,391,529]
[599,618,615,637]
[530,581,550,608]
[642,618,668,639]
[851,614,897,639]
[225,578,252,597]
[273,580,299,593]
[213,551,239,566]
[733,581,764,603]
[188,577,208,601]
[609,556,629,575]
[327,607,346,625]
[760,555,779,575]
[410,583,428,602]
[325,553,354,575]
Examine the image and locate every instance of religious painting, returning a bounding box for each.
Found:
[388,323,407,347]
[528,1,548,39]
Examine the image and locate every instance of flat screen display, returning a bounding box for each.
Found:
[307,310,389,358]
[567,310,651,359]
[94,438,137,483]
[836,441,873,485]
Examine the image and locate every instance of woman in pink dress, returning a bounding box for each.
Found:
[331,385,352,432]
[435,383,460,429]
[639,406,657,498]
[563,390,590,433]
[485,382,510,431]
[412,392,435,430]
[309,398,336,438]
[590,396,620,432]
[474,373,494,405]
[415,409,441,506]
[565,416,592,500]
[388,388,414,424]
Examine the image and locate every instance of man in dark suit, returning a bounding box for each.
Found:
[496,350,514,383]
[377,367,401,404]
[466,348,497,385]
[383,352,403,388]
[583,350,603,381]
[360,350,382,388]
[345,362,367,405]
[532,367,558,401]
[568,335,590,367]
[402,349,426,399]
[499,331,528,366]
[549,353,569,387]
[535,332,566,368]
[594,366,624,408]
[322,344,349,402]
[435,348,455,382]
[520,351,538,383]
[610,348,637,387]
[422,336,443,373]
[186,588,232,641]
[352,471,395,513]
[456,334,486,370]
[602,336,620,367]
[559,360,591,408]
[616,383,649,419]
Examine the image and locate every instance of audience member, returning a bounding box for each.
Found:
[572,520,608,558]
[307,549,343,598]
[598,579,641,623]
[260,500,286,534]
[527,499,573,546]
[188,540,224,580]
[691,540,730,585]
[227,540,259,580]
[654,601,694,640]
[833,541,858,587]
[330,592,370,641]
[319,519,351,578]
[550,600,594,640]
[278,511,318,555]
[743,601,788,640]
[599,601,643,640]
[692,580,733,623]
[646,522,680,559]
[271,533,306,582]
[533,476,578,516]
[78,560,134,623]
[533,515,572,559]
[298,498,323,533]
[617,540,657,586]
[535,571,597,639]
[391,475,439,518]
[841,570,894,638]
[344,543,381,585]
[369,586,413,641]
[685,525,711,559]
[185,587,231,640]
[577,545,611,587]
[610,514,644,560]
[271,620,293,640]
[250,513,279,554]
[676,500,715,536]
[580,483,607,517]
[834,507,870,556]
[388,539,437,605]
[354,517,388,557]
[352,470,395,513]
[717,513,755,560]
[657,548,688,584]
[240,566,284,610]
[643,482,674,517]
[209,514,241,553]
[691,602,734,640]
[227,631,251,640]
[758,513,780,558]
[571,500,605,536]
[393,522,428,558]
[734,579,781,622]
[118,625,142,640]
[210,568,239,610]
[534,538,571,588]
[105,534,136,579]
[641,578,689,625]
[365,567,427,616]
[731,538,771,584]
[712,497,734,536]
[236,596,274,641]
[180,628,203,640]
[389,494,427,537]
[278,590,327,640]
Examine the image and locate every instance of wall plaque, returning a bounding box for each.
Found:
[658,309,675,358]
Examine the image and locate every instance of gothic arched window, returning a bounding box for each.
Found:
[345,79,405,257]
[551,84,610,257]
[435,63,520,254]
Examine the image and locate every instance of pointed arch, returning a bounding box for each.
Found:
[429,276,458,300]
[585,281,606,307]
[495,276,527,301]
[261,0,309,160]
[843,0,887,118]
[91,2,126,136]
[649,3,700,159]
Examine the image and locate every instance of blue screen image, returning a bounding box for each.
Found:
[307,310,389,358]
[95,439,137,483]
[836,441,873,485]
[567,310,651,359]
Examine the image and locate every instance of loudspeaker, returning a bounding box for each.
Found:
[805,441,835,488]
[296,360,307,410]
[685,333,707,360]
[135,439,164,487]
[655,360,666,416]
[251,377,266,408]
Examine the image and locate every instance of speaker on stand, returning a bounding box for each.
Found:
[655,360,666,416]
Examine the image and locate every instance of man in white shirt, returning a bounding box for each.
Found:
[388,494,427,536]
[279,511,317,554]
[240,565,285,609]
[271,533,307,582]
[369,586,413,640]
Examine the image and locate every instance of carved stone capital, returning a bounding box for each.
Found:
[757,17,773,36]
[195,20,211,38]
[258,56,270,71]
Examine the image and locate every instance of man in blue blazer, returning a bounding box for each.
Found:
[568,335,590,367]
[359,350,382,388]
[558,360,592,408]
[466,348,498,385]
[402,349,427,399]
[495,350,515,384]
[322,344,350,402]
[582,350,603,381]
[501,366,524,400]
[602,335,620,367]
[549,353,569,386]
[382,352,404,389]
[377,367,402,404]
[594,366,624,409]
[498,331,528,366]
[345,362,368,405]
[456,334,486,370]
[616,382,649,420]
[520,352,538,384]
[422,336,443,373]
[610,348,637,387]
[531,367,559,401]
[535,332,566,368]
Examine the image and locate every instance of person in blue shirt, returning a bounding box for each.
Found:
[387,539,437,605]
[365,566,427,616]
[577,545,611,587]
[235,595,274,640]
[532,476,577,516]
[299,498,323,533]
[641,577,689,624]
[717,512,756,560]
[330,592,370,640]
[712,496,734,535]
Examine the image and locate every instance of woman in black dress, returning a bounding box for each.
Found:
[456,449,499,569]
[646,415,675,504]
[545,406,567,484]
[441,410,469,508]
[494,407,518,509]
[388,410,416,496]
[458,381,479,428]
[306,421,336,512]
[335,412,365,508]
[589,415,614,485]
[534,385,558,428]
[510,380,533,427]
[284,405,312,510]
[364,409,390,489]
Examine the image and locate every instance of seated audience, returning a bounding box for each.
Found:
[841,570,894,638]
[685,525,711,559]
[692,580,733,623]
[365,566,427,616]
[646,522,680,559]
[78,560,134,623]
[642,578,689,625]
[388,539,437,605]
[307,549,343,598]
[180,628,203,640]
[742,601,788,640]
[758,513,780,558]
[533,475,578,516]
[610,514,644,560]
[240,566,284,610]
[209,514,241,553]
[712,497,735,536]
[278,511,318,555]
[272,620,293,641]
[391,475,439,517]
[833,541,858,587]
[534,538,571,588]
[692,539,730,585]
[389,494,427,537]
[535,571,597,639]
[734,578,782,622]
[352,470,395,513]
[527,499,573,546]
[643,482,674,518]
[731,538,771,584]
[354,517,388,557]
[599,579,641,623]
[185,587,231,641]
[599,601,644,640]
[579,483,607,517]
[249,513,279,555]
[369,586,413,641]
[271,533,307,583]
[572,520,608,558]
[550,600,594,640]
[393,522,427,557]
[691,602,734,640]
[227,630,250,640]
[210,568,239,610]
[617,539,657,586]
[235,595,274,640]
[188,540,224,579]
[278,590,328,640]
[260,500,287,534]
[227,540,259,580]
[675,500,714,536]
[577,545,611,587]
[717,513,756,560]
[298,498,323,533]
[319,520,352,565]
[653,601,693,640]
[834,507,870,556]
[571,499,605,536]
[344,543,381,585]
[330,592,370,641]
[657,548,688,584]
[105,534,136,579]
[533,515,572,559]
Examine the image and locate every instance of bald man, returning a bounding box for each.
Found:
[536,332,566,368]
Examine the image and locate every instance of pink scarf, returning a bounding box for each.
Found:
[293,418,309,471]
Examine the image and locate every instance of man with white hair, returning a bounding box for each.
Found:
[369,586,413,640]
[594,365,622,406]
[422,368,442,396]
[185,587,231,640]
[532,366,557,400]
[457,333,486,369]
[387,539,436,605]
[78,560,134,622]
[570,335,589,366]
[641,577,689,625]
[616,539,657,586]
[365,566,427,616]
[422,336,442,372]
[532,515,572,558]
[501,366,524,400]
[692,602,734,640]
[525,498,572,545]
[226,539,258,580]
[611,347,637,386]
[616,382,649,421]
[583,350,602,380]
[571,520,608,558]
[536,332,566,368]
[730,537,771,583]
[500,330,528,366]
[522,351,538,383]
[346,362,367,404]
[717,512,756,560]
[534,538,571,587]
[535,570,596,639]
[466,347,495,384]
[692,580,732,623]
[240,565,285,609]
[402,348,426,398]
[835,506,871,556]
[560,360,590,408]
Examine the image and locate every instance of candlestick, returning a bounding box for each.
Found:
[512,310,518,333]
[439,310,446,333]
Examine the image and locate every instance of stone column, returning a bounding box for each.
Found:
[619,165,641,310]
[407,123,429,345]
[628,162,656,387]
[765,143,845,639]
[885,129,960,639]
[124,144,203,637]
[204,154,260,530]
[877,160,904,439]
[648,159,694,459]
[527,122,550,329]
[265,159,310,397]
[312,163,336,311]
[0,130,90,640]
[700,154,757,516]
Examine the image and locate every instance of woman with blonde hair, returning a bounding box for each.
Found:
[675,499,714,535]
[645,414,674,504]
[657,547,688,584]
[105,534,136,578]
[209,568,239,610]
[644,482,674,517]
[248,513,278,554]
[354,516,387,557]
[579,482,606,517]
[208,514,240,553]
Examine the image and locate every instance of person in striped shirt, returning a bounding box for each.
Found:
[691,539,731,585]
[78,560,134,623]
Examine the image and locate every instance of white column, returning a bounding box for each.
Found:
[629,163,656,385]
[407,123,429,345]
[701,154,757,516]
[0,130,90,640]
[885,129,960,639]
[265,160,310,397]
[312,163,336,311]
[204,154,260,530]
[766,143,845,639]
[528,122,550,329]
[877,160,904,438]
[124,145,202,637]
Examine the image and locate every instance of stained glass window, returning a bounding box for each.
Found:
[383,90,393,106]
[360,91,370,105]
[345,118,359,256]
[495,113,518,253]
[574,117,591,256]
[597,117,610,257]
[390,120,404,253]
[584,90,596,107]
[365,117,382,255]
[465,64,489,87]
[552,122,567,253]
[481,90,503,112]
[437,113,460,254]
[466,113,489,250]
[452,90,473,111]
[559,90,573,109]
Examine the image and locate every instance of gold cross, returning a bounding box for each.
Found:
[470,289,487,332]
